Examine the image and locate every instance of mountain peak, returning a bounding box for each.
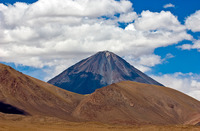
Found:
[94,50,115,59]
[95,51,117,58]
[97,50,112,53]
[1,64,200,126]
[48,51,163,94]
[97,50,112,55]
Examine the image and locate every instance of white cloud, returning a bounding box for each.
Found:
[134,10,186,32]
[124,55,160,72]
[185,10,200,32]
[161,53,174,63]
[138,55,161,67]
[178,40,200,52]
[29,0,132,18]
[165,53,174,59]
[118,12,138,23]
[151,73,200,101]
[43,58,80,81]
[163,3,175,9]
[124,53,174,73]
[0,0,193,79]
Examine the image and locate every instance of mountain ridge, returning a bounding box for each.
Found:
[48,51,163,94]
[73,81,200,125]
[0,63,84,121]
[0,63,200,125]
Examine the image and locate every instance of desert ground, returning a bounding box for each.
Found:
[0,113,200,131]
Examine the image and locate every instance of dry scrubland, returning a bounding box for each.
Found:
[0,114,200,131]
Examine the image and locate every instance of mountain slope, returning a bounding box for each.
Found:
[73,81,200,125]
[0,63,84,121]
[1,63,200,125]
[48,51,163,94]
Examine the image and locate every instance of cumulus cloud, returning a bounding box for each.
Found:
[163,3,175,9]
[134,10,186,32]
[0,0,192,79]
[178,40,200,52]
[124,54,161,72]
[151,73,200,101]
[118,12,138,23]
[124,53,174,73]
[185,10,200,32]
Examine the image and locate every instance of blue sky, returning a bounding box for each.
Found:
[0,0,200,100]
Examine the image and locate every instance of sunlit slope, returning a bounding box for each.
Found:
[73,81,200,125]
[0,63,84,121]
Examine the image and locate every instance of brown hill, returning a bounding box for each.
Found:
[0,63,84,121]
[73,81,200,125]
[1,63,200,126]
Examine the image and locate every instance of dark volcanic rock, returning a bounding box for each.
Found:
[48,51,163,94]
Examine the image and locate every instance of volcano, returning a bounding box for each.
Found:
[48,51,163,94]
[0,63,200,126]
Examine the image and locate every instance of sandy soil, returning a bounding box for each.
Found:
[0,115,199,131]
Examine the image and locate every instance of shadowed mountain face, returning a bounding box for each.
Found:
[0,63,84,121]
[48,51,163,94]
[0,102,26,115]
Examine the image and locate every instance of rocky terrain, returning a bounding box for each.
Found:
[0,63,200,129]
[73,81,200,125]
[48,51,163,94]
[0,63,84,121]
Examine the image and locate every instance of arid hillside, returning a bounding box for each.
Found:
[73,81,200,125]
[0,63,200,126]
[0,63,84,121]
